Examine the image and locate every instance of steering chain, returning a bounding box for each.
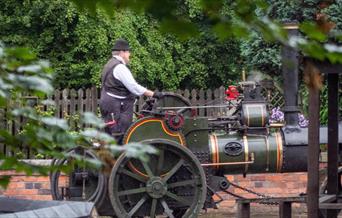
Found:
[221,181,279,206]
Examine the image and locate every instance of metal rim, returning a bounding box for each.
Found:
[108,139,207,218]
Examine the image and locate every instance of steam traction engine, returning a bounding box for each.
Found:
[49,81,342,218]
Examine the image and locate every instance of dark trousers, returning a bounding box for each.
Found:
[100,91,135,144]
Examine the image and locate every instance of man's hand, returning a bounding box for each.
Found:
[152,91,164,99]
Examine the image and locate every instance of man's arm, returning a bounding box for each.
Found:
[144,90,154,97]
[114,64,147,96]
[114,64,163,98]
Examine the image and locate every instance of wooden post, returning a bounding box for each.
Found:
[279,201,292,218]
[91,86,98,114]
[85,88,91,112]
[70,89,76,130]
[326,73,339,218]
[62,89,69,118]
[206,89,213,117]
[307,85,320,218]
[198,89,205,116]
[54,89,61,118]
[213,88,220,117]
[237,202,250,218]
[191,89,197,116]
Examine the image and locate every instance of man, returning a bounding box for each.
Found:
[100,39,163,143]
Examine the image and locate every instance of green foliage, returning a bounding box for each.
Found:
[299,79,342,125]
[0,0,243,90]
[323,0,342,31]
[0,44,104,187]
[0,43,156,188]
[1,0,341,91]
[240,33,281,76]
[1,0,341,118]
[303,0,320,17]
[235,0,341,121]
[239,0,319,77]
[267,1,303,22]
[320,87,329,125]
[319,80,342,125]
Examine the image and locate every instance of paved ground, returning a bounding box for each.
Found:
[99,204,342,217]
[199,207,342,217]
[99,207,308,218]
[198,205,308,218]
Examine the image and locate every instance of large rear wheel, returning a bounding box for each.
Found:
[108,139,206,218]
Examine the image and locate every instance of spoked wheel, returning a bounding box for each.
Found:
[108,139,206,218]
[50,147,107,207]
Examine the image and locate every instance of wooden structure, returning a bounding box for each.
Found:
[308,60,342,218]
[236,196,306,218]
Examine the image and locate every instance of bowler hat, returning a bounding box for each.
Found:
[112,39,131,51]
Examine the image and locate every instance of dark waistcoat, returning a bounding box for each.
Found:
[101,58,133,98]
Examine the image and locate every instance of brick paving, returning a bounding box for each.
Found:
[1,170,308,201]
[1,170,311,217]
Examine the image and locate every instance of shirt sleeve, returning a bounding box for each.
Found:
[113,64,147,96]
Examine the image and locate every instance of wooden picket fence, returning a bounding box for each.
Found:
[52,86,284,117]
[3,85,285,134]
[54,86,234,119]
[1,85,284,158]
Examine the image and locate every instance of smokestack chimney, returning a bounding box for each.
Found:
[282,22,300,126]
